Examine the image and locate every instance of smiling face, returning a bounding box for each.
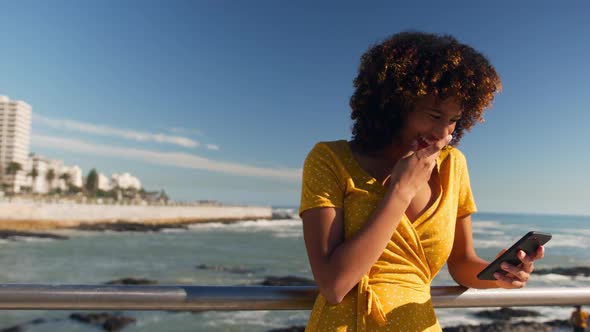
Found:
[399,95,463,150]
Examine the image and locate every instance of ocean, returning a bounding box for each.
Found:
[0,210,588,331]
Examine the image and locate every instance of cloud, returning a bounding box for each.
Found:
[31,134,301,181]
[168,127,204,136]
[206,144,220,151]
[33,113,204,149]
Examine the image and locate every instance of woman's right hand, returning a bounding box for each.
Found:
[386,134,453,200]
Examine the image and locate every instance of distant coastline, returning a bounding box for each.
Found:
[0,200,272,231]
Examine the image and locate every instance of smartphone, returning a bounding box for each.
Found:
[476,231,552,280]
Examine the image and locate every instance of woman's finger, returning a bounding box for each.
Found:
[516,250,535,273]
[414,135,452,160]
[533,245,545,261]
[494,272,526,288]
[501,262,530,282]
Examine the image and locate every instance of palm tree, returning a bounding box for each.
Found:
[85,168,98,195]
[3,162,23,194]
[59,173,71,192]
[46,168,56,191]
[5,162,22,176]
[28,166,39,184]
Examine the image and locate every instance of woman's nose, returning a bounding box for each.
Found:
[432,122,455,140]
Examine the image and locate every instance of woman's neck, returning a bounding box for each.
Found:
[351,141,405,168]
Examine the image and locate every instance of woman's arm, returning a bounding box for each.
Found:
[447,214,545,289]
[302,188,410,304]
[446,214,498,288]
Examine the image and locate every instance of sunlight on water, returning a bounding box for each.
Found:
[0,211,588,331]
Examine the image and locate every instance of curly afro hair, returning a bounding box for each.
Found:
[350,31,502,152]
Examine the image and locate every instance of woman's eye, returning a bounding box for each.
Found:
[429,114,440,120]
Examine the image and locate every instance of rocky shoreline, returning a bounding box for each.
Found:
[0,218,265,237]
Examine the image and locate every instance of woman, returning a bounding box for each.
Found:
[299,31,545,331]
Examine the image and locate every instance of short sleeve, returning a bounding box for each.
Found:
[299,143,344,217]
[455,150,477,218]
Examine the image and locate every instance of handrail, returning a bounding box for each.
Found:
[0,285,588,310]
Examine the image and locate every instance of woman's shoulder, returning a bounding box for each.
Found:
[439,145,468,165]
[307,140,349,157]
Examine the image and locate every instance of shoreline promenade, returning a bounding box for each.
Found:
[0,200,272,231]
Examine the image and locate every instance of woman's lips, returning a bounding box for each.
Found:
[417,136,432,149]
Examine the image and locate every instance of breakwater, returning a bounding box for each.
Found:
[0,201,272,230]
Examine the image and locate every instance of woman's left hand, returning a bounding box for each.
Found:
[494,245,545,288]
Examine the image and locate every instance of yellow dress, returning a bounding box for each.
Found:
[299,140,477,332]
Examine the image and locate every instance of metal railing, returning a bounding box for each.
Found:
[0,285,589,310]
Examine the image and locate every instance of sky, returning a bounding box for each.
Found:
[0,1,588,215]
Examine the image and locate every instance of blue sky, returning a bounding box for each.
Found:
[1,1,588,215]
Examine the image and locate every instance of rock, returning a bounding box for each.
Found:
[472,307,541,320]
[268,320,572,332]
[271,209,297,220]
[102,316,136,332]
[70,313,136,331]
[196,264,262,275]
[443,321,549,332]
[77,221,187,232]
[258,276,316,286]
[544,319,571,329]
[105,278,158,285]
[0,317,59,332]
[534,266,590,277]
[443,319,571,332]
[0,325,26,332]
[0,230,68,241]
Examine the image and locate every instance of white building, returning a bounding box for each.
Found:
[0,95,32,193]
[24,155,82,194]
[111,172,142,190]
[61,165,83,189]
[46,159,63,191]
[25,155,50,193]
[97,172,110,191]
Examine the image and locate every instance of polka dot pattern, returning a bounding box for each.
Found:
[299,140,477,331]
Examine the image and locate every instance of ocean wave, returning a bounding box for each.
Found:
[186,219,304,239]
[198,310,273,328]
[7,236,58,243]
[232,219,301,228]
[187,222,229,230]
[437,312,486,327]
[472,228,505,236]
[471,231,587,250]
[473,238,518,249]
[188,219,301,232]
[195,310,309,330]
[472,219,535,231]
[438,305,577,328]
[560,228,590,236]
[545,234,589,249]
[273,230,304,238]
[272,208,300,220]
[160,228,188,234]
[472,220,504,228]
[534,273,590,283]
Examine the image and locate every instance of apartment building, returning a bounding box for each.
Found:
[0,95,32,193]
